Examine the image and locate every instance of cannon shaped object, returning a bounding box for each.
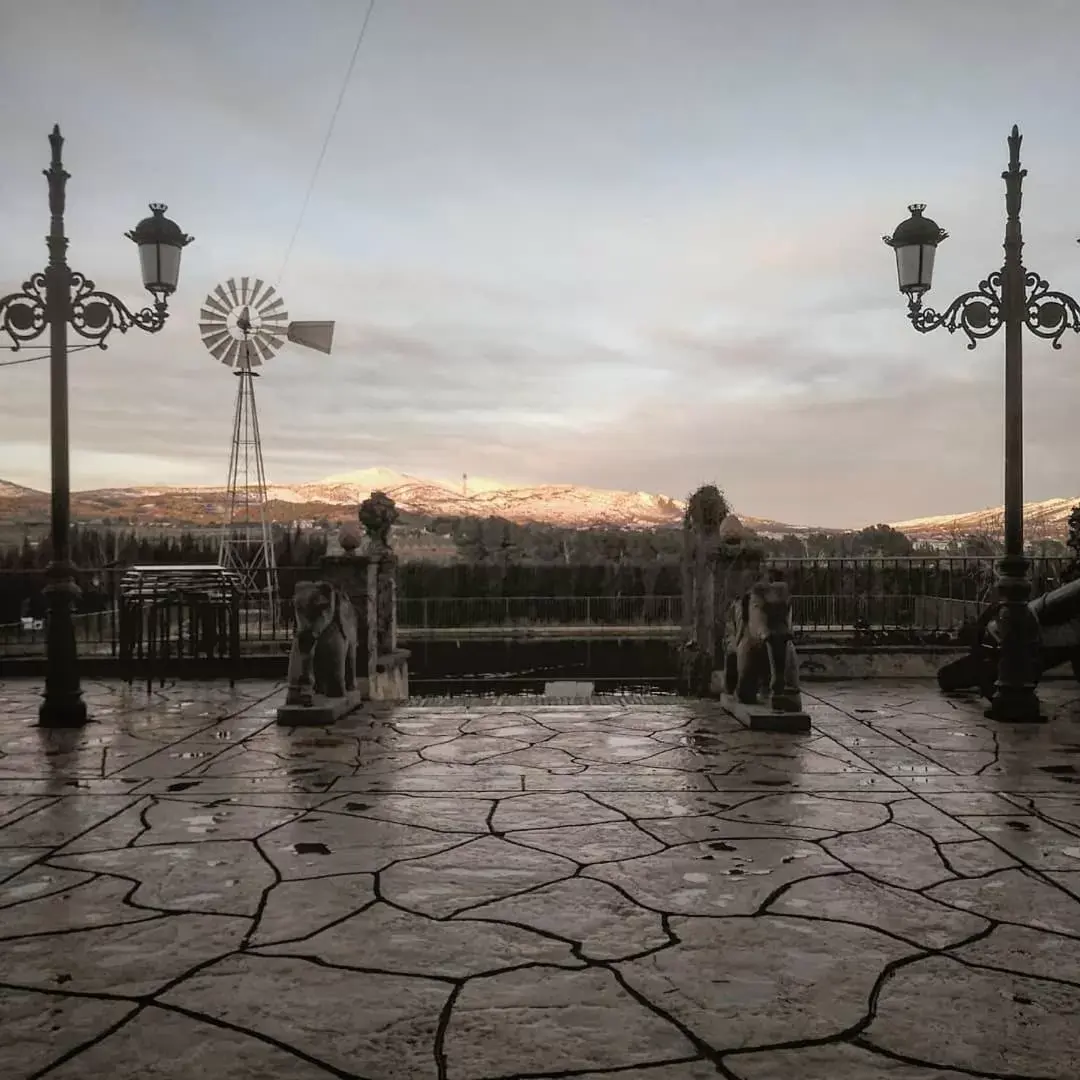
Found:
[938,577,1080,697]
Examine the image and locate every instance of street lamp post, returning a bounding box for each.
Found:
[884,126,1080,723]
[0,126,193,728]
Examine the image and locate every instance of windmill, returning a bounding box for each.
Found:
[199,277,335,618]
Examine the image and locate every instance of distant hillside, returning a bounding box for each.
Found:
[0,480,44,501]
[890,497,1079,540]
[0,467,804,533]
[1,467,1075,539]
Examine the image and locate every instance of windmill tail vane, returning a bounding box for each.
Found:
[287,321,335,354]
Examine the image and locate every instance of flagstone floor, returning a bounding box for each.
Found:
[1,677,1079,1079]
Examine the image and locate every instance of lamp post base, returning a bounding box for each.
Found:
[986,558,1046,724]
[37,568,90,729]
[984,686,1045,724]
[39,695,89,729]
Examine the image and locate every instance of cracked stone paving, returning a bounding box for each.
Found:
[1,677,1080,1078]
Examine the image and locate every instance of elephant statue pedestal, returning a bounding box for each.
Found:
[277,691,365,728]
[718,580,811,734]
[277,580,366,728]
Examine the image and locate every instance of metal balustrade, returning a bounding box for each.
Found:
[0,556,1071,656]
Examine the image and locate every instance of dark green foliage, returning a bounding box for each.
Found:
[0,527,329,623]
[849,523,915,557]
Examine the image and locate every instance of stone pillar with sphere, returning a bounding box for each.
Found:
[679,485,728,695]
[358,491,409,699]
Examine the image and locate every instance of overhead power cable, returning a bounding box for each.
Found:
[0,344,96,368]
[274,0,377,286]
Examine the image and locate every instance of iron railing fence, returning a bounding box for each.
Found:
[0,556,1072,655]
[396,594,683,629]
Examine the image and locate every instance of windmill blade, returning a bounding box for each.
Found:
[252,335,276,364]
[208,336,237,364]
[225,279,241,308]
[239,276,251,305]
[201,329,232,352]
[202,294,230,318]
[287,321,335,354]
[248,278,266,308]
[199,308,228,327]
[254,285,279,313]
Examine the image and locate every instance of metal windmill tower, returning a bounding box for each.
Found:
[199,277,335,616]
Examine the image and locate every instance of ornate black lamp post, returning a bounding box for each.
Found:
[0,126,193,728]
[884,126,1080,723]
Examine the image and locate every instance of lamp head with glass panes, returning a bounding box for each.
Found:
[125,203,194,298]
[883,203,948,303]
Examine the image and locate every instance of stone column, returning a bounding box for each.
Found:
[375,549,398,656]
[357,490,409,700]
[679,486,727,695]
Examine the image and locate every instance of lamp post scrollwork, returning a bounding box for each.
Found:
[0,126,193,728]
[884,126,1080,724]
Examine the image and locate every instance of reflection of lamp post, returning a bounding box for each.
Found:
[0,126,193,728]
[884,126,1080,723]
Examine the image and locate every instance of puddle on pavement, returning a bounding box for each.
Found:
[293,842,331,855]
[171,751,214,760]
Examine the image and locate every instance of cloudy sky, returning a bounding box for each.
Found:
[2,0,1080,528]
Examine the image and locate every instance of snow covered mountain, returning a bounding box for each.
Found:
[0,467,786,530]
[889,497,1080,540]
[0,480,42,499]
[1,467,1076,537]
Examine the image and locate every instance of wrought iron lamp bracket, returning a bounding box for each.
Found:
[0,268,168,351]
[906,271,1004,349]
[67,271,167,348]
[1020,270,1080,349]
[907,267,1080,351]
[0,273,48,350]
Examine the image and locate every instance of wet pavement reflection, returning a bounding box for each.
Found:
[0,676,1079,1077]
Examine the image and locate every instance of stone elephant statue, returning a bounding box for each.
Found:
[723,580,802,711]
[285,580,359,706]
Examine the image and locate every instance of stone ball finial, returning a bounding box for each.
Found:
[339,523,362,553]
[715,514,764,559]
[717,515,747,542]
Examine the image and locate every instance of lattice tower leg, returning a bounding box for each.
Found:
[218,368,278,624]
